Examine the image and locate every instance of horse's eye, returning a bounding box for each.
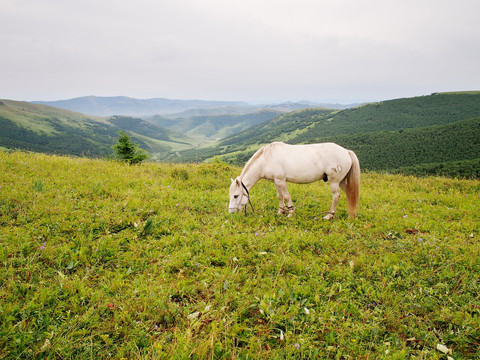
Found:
[234,195,239,199]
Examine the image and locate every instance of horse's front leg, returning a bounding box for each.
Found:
[324,181,341,220]
[274,179,295,216]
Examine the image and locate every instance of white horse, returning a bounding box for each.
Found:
[228,142,360,220]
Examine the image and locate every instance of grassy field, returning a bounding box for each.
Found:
[1,150,479,359]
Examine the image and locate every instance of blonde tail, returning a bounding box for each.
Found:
[345,150,360,218]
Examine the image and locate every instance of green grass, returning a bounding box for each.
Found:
[1,151,479,359]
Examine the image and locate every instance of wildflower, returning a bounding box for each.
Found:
[418,238,423,242]
[403,214,408,218]
[40,245,45,250]
[255,232,259,236]
[304,307,310,315]
[280,331,284,340]
[188,311,200,320]
[294,343,300,349]
[436,344,452,354]
[40,339,51,351]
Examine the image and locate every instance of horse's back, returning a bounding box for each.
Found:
[267,142,351,165]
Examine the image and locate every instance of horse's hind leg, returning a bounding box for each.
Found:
[274,179,294,216]
[324,181,341,220]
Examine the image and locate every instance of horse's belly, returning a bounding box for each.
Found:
[285,173,323,184]
[280,163,325,183]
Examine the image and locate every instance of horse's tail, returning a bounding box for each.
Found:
[344,150,360,218]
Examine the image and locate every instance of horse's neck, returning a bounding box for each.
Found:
[240,156,263,189]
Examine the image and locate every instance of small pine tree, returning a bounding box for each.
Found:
[113,130,148,165]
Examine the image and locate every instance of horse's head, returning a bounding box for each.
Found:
[228,178,249,213]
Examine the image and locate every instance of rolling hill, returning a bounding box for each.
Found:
[146,110,284,140]
[181,92,480,177]
[0,100,194,159]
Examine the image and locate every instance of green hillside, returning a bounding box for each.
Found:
[0,100,194,158]
[290,92,480,142]
[221,92,480,148]
[220,108,336,146]
[184,92,480,177]
[320,117,480,169]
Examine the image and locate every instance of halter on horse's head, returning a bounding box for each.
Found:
[228,178,254,214]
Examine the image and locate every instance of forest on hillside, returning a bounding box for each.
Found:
[0,116,113,157]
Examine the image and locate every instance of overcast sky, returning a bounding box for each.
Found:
[1,0,479,103]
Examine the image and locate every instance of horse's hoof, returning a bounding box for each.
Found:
[287,212,295,218]
[323,213,334,220]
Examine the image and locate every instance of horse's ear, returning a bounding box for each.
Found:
[235,178,241,186]
[231,178,235,183]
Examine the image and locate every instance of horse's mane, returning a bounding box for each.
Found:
[240,145,266,177]
[239,142,286,178]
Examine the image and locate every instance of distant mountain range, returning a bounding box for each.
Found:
[33,96,354,117]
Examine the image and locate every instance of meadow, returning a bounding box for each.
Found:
[1,150,479,359]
